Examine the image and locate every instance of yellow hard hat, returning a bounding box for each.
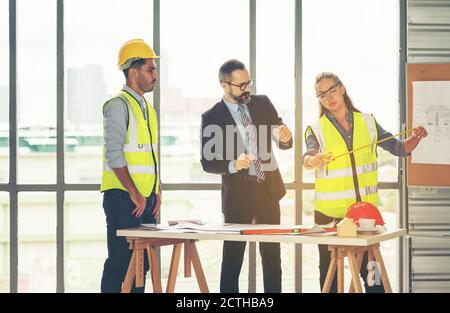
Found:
[117,39,159,70]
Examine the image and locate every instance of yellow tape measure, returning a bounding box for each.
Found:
[332,129,414,160]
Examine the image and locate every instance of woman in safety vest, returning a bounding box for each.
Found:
[303,72,427,292]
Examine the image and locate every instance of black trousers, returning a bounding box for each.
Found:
[220,180,282,293]
[101,189,156,293]
[315,211,385,293]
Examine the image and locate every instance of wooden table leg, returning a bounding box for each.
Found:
[349,249,364,293]
[347,247,363,293]
[135,248,144,288]
[147,244,163,293]
[367,246,375,287]
[337,248,345,293]
[123,238,209,293]
[121,248,137,293]
[322,247,337,293]
[166,243,182,293]
[184,241,192,278]
[371,244,393,293]
[189,242,209,293]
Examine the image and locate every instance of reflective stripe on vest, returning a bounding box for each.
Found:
[123,144,158,153]
[315,185,378,201]
[101,90,159,197]
[309,112,378,218]
[103,163,156,175]
[316,162,377,179]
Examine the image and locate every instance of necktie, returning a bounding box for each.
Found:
[238,104,265,182]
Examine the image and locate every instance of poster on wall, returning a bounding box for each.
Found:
[412,81,450,165]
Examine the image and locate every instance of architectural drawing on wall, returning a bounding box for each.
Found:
[425,104,450,134]
[412,81,450,165]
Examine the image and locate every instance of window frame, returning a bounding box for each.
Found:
[0,0,404,292]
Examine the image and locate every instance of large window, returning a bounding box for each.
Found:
[64,0,153,184]
[159,191,222,292]
[64,192,106,292]
[62,0,154,292]
[0,0,8,184]
[159,0,249,288]
[1,0,9,293]
[0,193,9,292]
[160,0,249,184]
[18,192,56,292]
[302,0,399,183]
[17,0,56,184]
[302,0,400,292]
[3,0,402,293]
[256,0,296,292]
[256,0,295,183]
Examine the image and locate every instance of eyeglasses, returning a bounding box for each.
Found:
[316,83,341,100]
[223,79,254,91]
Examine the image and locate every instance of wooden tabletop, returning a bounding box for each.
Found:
[117,227,406,247]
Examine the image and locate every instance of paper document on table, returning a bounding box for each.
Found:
[139,223,163,231]
[140,223,313,234]
[167,219,206,226]
[300,224,337,236]
[291,224,337,236]
[141,222,245,233]
[412,81,450,164]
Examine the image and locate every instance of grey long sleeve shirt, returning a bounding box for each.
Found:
[103,85,148,168]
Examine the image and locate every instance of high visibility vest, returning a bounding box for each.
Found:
[101,90,159,197]
[307,112,378,218]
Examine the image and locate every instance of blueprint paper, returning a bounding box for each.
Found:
[412,81,450,164]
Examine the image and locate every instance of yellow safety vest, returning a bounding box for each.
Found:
[101,90,159,197]
[306,112,378,218]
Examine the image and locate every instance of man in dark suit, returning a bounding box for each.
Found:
[200,59,293,293]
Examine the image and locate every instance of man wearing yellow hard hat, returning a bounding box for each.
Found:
[100,39,161,293]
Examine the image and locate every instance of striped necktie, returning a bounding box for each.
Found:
[238,104,265,182]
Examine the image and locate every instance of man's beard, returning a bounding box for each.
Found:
[232,91,251,104]
[140,79,156,93]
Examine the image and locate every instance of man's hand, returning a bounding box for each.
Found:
[306,152,334,169]
[235,153,254,171]
[130,189,147,218]
[153,190,161,220]
[273,124,292,143]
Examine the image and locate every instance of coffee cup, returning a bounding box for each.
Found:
[358,218,375,231]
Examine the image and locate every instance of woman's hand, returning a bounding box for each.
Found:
[412,125,428,140]
[404,125,428,153]
[306,152,334,168]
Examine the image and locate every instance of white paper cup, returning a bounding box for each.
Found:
[359,218,375,231]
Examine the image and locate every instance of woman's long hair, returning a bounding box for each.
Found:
[315,72,361,117]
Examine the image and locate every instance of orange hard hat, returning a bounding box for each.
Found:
[345,202,385,226]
